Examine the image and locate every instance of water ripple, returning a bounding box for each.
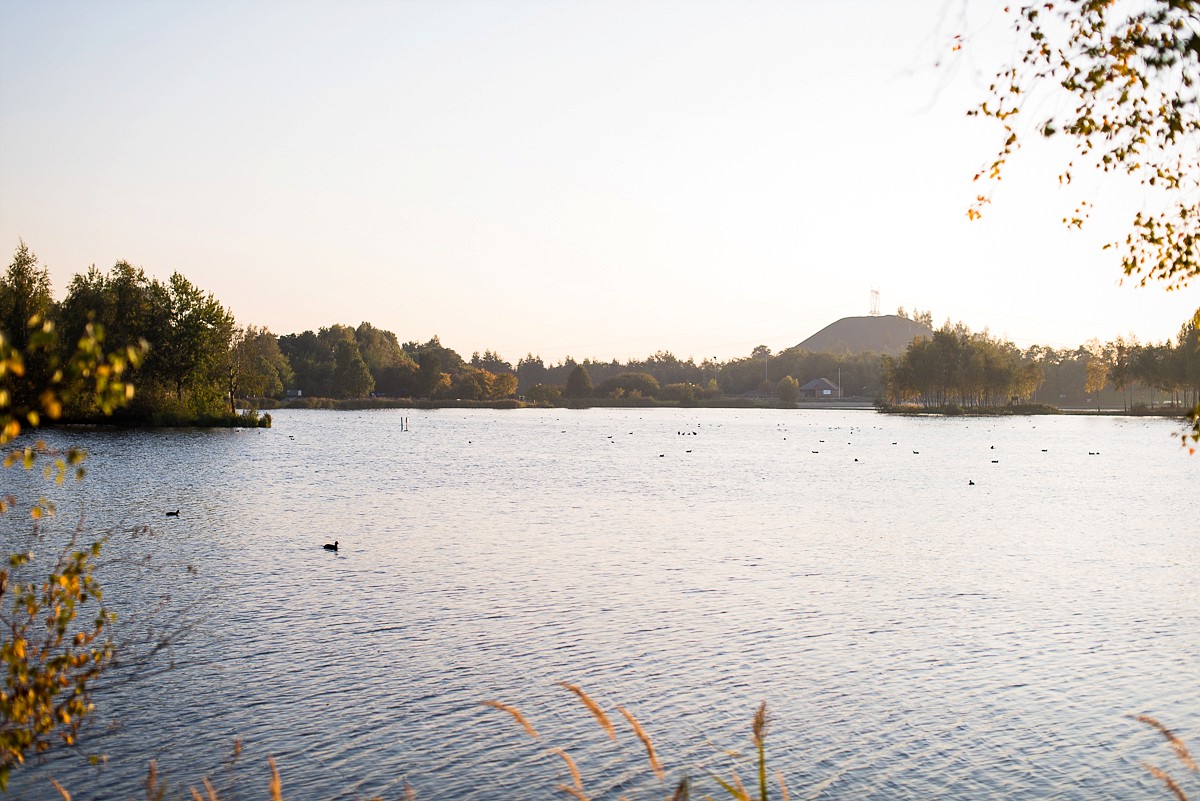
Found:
[2,409,1196,800]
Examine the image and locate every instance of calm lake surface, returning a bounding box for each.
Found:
[3,408,1198,800]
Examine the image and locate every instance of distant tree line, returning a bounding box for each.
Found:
[7,242,1196,413]
[882,317,1200,411]
[517,346,889,404]
[275,331,518,401]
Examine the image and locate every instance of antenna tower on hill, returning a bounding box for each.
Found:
[869,288,880,316]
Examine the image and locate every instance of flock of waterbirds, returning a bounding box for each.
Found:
[163,415,1109,555]
[538,417,1106,490]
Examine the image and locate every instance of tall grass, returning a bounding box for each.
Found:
[475,684,786,801]
[1136,715,1198,801]
[40,699,1196,800]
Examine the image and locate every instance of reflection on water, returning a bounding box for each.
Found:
[3,409,1197,799]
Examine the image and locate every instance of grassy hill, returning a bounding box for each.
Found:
[796,314,932,356]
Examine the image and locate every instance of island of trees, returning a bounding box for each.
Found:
[3,242,1198,420]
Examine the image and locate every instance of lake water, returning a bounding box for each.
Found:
[3,408,1197,800]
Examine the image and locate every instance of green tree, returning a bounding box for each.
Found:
[153,273,235,408]
[277,330,326,396]
[450,367,491,401]
[417,349,442,399]
[885,323,1038,408]
[471,349,514,375]
[516,354,548,393]
[1177,320,1200,409]
[0,244,56,408]
[402,336,465,374]
[230,326,294,401]
[355,322,417,396]
[526,383,562,405]
[57,262,161,363]
[332,338,374,399]
[0,243,53,354]
[660,382,702,403]
[598,372,660,399]
[489,372,518,399]
[777,375,799,404]
[564,364,593,399]
[1084,342,1112,412]
[58,264,234,417]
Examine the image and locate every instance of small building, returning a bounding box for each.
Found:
[799,378,841,399]
[286,389,303,398]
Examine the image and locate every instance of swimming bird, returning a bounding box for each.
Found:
[324,541,338,551]
[166,509,179,517]
[969,480,975,485]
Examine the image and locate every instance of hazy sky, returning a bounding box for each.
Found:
[2,0,1197,363]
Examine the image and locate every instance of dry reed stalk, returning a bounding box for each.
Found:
[752,702,768,748]
[558,682,616,741]
[669,776,690,800]
[777,769,789,801]
[711,769,752,801]
[617,705,664,780]
[144,760,166,801]
[1145,763,1190,801]
[404,780,417,800]
[482,699,540,738]
[268,756,283,801]
[1136,715,1199,772]
[557,783,593,801]
[549,747,585,792]
[49,778,71,801]
[187,778,219,801]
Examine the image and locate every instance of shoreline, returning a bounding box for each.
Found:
[239,397,1192,418]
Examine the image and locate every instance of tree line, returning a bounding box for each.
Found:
[0,244,893,408]
[0,242,242,423]
[6,242,1198,412]
[882,318,1200,411]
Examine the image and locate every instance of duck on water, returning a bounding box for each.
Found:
[324,541,338,551]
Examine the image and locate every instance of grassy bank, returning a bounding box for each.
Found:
[878,402,1061,416]
[878,401,1195,419]
[260,396,875,411]
[58,409,271,428]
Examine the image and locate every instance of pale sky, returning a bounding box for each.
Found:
[2,0,1197,364]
